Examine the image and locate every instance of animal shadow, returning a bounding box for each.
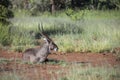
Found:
[45,58,66,65]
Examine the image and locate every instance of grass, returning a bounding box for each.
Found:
[0,58,22,65]
[0,54,119,80]
[0,63,119,80]
[0,73,22,80]
[59,65,120,80]
[0,23,12,46]
[0,10,120,80]
[0,10,120,53]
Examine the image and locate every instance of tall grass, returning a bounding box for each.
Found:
[9,26,35,52]
[7,10,120,52]
[0,23,12,46]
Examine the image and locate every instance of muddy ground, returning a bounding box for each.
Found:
[0,49,120,80]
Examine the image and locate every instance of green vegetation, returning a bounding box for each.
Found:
[60,65,120,80]
[0,64,120,80]
[0,1,120,80]
[0,0,13,48]
[0,24,12,46]
[6,10,120,53]
[0,0,120,54]
[9,25,35,52]
[0,0,13,24]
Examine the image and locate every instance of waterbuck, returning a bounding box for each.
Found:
[23,25,58,63]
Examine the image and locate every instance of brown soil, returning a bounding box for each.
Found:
[0,49,120,80]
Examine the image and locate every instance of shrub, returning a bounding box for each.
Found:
[0,24,12,46]
[0,0,13,24]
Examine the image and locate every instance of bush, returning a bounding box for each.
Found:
[0,24,12,46]
[0,0,13,24]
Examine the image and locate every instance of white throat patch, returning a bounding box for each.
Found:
[54,48,57,51]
